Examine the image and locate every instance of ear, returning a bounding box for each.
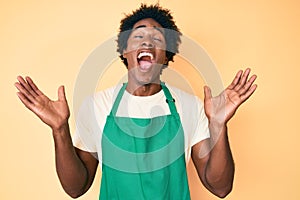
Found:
[164,57,168,65]
[122,49,128,58]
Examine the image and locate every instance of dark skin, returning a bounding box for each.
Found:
[15,18,257,198]
[15,76,98,198]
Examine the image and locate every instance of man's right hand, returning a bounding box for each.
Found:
[15,76,99,198]
[15,76,70,131]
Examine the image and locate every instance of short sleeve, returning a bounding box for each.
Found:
[72,96,98,153]
[190,98,210,147]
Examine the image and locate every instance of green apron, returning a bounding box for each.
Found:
[100,83,191,200]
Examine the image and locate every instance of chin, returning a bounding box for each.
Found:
[129,67,160,85]
[136,77,155,85]
[136,74,162,85]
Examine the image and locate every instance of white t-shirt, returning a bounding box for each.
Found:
[72,83,210,166]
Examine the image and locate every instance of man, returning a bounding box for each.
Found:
[15,4,257,199]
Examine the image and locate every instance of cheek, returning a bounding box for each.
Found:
[126,40,140,52]
[124,51,137,67]
[156,50,167,63]
[155,41,167,50]
[126,55,137,66]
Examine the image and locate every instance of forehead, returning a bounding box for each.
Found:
[132,18,163,29]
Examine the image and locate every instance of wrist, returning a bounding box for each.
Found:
[51,122,74,150]
[52,121,69,135]
[208,120,228,142]
[209,118,227,129]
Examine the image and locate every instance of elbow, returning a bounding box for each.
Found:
[63,187,85,199]
[60,179,88,198]
[216,190,231,199]
[205,167,235,198]
[67,191,84,199]
[206,175,234,198]
[210,182,233,199]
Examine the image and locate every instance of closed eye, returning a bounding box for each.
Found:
[153,37,162,42]
[134,35,143,39]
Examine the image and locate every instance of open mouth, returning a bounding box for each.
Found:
[137,51,154,71]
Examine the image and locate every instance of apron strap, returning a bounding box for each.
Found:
[110,83,127,116]
[110,82,178,116]
[161,82,178,115]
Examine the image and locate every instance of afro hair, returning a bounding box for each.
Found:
[117,4,182,67]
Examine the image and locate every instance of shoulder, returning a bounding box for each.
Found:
[165,83,203,106]
[78,84,123,115]
[92,84,123,104]
[164,83,206,121]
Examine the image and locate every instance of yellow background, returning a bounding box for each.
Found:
[1,0,299,199]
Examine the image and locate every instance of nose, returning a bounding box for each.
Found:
[141,36,154,48]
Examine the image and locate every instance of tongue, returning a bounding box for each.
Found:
[139,60,152,70]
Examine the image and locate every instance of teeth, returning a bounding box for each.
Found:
[137,52,153,60]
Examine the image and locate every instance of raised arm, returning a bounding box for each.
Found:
[15,76,98,198]
[192,68,257,198]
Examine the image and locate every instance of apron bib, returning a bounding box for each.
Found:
[100,83,191,200]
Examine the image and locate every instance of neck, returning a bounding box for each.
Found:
[126,81,162,96]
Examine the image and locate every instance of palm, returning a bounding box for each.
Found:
[204,69,257,124]
[15,76,70,130]
[32,94,69,127]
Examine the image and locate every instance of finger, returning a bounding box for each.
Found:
[14,82,36,103]
[240,84,257,103]
[16,92,34,111]
[17,76,38,98]
[25,76,44,95]
[58,85,67,102]
[204,86,212,100]
[227,70,243,90]
[234,68,251,91]
[238,74,257,95]
[17,76,37,97]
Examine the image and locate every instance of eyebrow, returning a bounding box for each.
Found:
[134,25,164,34]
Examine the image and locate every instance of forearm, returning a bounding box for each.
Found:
[52,123,88,198]
[206,121,235,196]
[15,77,91,197]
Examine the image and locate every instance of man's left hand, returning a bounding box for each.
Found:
[203,68,257,124]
